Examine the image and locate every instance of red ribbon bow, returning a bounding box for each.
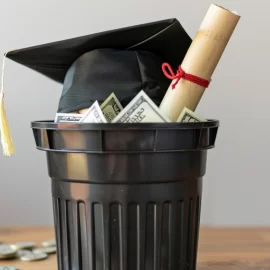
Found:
[162,63,210,90]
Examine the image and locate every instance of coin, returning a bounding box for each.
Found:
[11,242,36,251]
[0,266,18,270]
[20,252,48,261]
[17,249,33,258]
[33,246,56,254]
[0,245,17,259]
[41,240,56,247]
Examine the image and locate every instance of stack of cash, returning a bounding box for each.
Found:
[55,90,207,124]
[0,239,56,267]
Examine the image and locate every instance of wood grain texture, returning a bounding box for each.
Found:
[0,227,270,269]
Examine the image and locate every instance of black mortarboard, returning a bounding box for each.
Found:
[6,18,191,113]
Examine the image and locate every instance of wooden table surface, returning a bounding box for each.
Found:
[1,227,270,269]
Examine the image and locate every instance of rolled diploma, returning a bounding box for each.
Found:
[159,4,241,121]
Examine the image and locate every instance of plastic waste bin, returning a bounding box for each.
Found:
[31,120,219,270]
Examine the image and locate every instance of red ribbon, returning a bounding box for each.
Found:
[162,63,210,90]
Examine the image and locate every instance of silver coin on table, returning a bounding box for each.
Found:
[17,249,33,258]
[41,240,56,247]
[0,245,17,259]
[33,246,56,254]
[20,252,48,261]
[0,266,18,270]
[11,242,36,251]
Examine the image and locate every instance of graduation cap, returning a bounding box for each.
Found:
[0,18,191,155]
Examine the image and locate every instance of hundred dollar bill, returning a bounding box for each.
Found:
[177,107,207,122]
[112,90,170,123]
[81,101,107,123]
[100,93,123,122]
[54,113,84,123]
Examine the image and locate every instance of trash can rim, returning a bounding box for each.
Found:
[31,119,219,130]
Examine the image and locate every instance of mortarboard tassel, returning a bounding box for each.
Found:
[0,51,15,156]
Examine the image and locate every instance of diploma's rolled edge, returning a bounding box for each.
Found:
[211,4,241,17]
[199,4,241,48]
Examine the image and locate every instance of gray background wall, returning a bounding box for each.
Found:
[0,0,269,226]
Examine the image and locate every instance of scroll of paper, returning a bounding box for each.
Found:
[159,4,241,121]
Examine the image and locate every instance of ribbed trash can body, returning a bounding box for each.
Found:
[32,121,219,270]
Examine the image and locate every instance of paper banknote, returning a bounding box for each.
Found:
[54,113,84,123]
[177,107,207,122]
[100,93,123,122]
[81,101,107,123]
[112,90,170,123]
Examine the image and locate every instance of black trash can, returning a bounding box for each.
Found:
[31,120,219,270]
